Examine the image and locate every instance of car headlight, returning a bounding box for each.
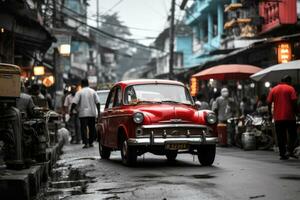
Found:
[206,113,217,125]
[133,112,144,124]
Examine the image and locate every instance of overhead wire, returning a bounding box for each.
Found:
[48,5,164,52]
[101,0,125,16]
[142,0,167,18]
[58,1,161,33]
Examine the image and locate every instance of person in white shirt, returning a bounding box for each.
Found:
[70,79,100,148]
[64,85,81,144]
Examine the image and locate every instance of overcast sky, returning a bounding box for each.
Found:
[87,0,186,46]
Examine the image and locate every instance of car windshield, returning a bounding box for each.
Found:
[124,84,193,105]
[97,91,109,105]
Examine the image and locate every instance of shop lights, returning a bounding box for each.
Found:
[190,77,198,97]
[278,43,292,64]
[265,82,271,88]
[33,66,45,76]
[59,44,71,56]
[43,75,55,87]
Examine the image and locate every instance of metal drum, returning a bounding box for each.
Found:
[242,131,256,150]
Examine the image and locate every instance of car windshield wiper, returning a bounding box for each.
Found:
[161,100,192,105]
[161,100,180,104]
[135,100,162,104]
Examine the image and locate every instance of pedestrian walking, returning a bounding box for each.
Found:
[64,85,81,144]
[213,88,232,123]
[267,75,298,160]
[70,79,100,148]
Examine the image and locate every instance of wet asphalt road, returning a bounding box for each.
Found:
[40,144,300,200]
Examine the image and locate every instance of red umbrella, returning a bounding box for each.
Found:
[192,64,263,80]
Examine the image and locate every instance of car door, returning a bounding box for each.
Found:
[109,86,123,147]
[102,87,116,147]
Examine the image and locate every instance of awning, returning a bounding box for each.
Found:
[192,64,263,80]
[0,10,55,53]
[250,60,300,82]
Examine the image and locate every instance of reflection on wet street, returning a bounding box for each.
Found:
[39,144,300,200]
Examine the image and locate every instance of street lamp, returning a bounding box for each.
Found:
[59,44,71,56]
[265,82,271,88]
[33,66,45,76]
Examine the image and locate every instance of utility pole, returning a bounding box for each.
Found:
[52,0,56,27]
[180,0,188,10]
[96,0,100,28]
[169,0,175,80]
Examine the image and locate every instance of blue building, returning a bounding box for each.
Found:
[184,0,233,67]
[154,25,193,75]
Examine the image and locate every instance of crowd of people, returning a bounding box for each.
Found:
[195,75,298,160]
[195,88,267,121]
[17,78,100,150]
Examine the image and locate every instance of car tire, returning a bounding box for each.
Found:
[121,140,137,166]
[166,150,177,162]
[99,138,111,159]
[197,144,216,166]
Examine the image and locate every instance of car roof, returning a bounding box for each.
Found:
[116,79,185,87]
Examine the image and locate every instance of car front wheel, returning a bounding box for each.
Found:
[121,140,137,166]
[197,145,216,166]
[99,140,111,159]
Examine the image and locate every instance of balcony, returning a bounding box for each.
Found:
[185,0,212,25]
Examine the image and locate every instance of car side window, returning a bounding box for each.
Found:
[125,86,137,104]
[106,88,116,109]
[113,87,122,107]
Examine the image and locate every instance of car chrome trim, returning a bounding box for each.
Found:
[101,114,132,119]
[127,137,218,145]
[141,124,209,129]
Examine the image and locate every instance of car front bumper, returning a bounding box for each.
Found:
[127,137,218,146]
[127,124,218,146]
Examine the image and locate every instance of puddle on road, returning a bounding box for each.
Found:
[191,174,215,179]
[280,175,300,181]
[40,165,96,200]
[137,174,164,179]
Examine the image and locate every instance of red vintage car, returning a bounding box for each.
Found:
[97,79,218,166]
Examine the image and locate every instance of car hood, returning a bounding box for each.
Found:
[134,104,203,124]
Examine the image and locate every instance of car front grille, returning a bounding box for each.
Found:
[136,124,212,138]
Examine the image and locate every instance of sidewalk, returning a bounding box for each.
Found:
[0,140,64,200]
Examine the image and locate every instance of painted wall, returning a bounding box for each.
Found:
[184,0,231,67]
[176,36,194,67]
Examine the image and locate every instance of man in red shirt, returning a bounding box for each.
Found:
[267,75,298,160]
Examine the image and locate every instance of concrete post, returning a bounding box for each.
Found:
[217,3,224,37]
[208,13,213,43]
[199,22,205,40]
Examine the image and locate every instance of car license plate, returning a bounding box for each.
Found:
[165,143,188,150]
